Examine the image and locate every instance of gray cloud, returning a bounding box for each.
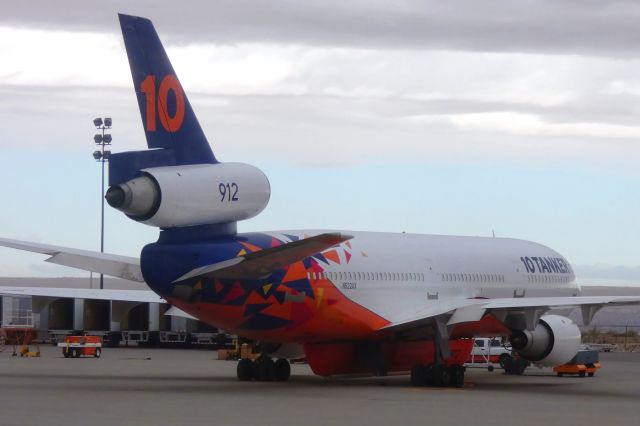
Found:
[3,1,640,56]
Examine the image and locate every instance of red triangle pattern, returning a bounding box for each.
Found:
[323,250,340,264]
[221,281,245,303]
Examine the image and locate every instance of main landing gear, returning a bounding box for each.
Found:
[410,363,465,388]
[410,315,465,388]
[237,357,291,382]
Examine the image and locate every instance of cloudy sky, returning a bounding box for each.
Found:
[0,0,639,284]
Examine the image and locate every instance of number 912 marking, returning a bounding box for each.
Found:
[219,183,239,202]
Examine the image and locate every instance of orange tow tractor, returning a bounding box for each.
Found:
[58,335,103,358]
[554,350,601,377]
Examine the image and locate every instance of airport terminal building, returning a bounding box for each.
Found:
[0,278,226,347]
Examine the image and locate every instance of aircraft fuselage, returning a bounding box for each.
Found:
[141,230,578,342]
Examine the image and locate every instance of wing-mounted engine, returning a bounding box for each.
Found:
[106,162,270,228]
[509,314,581,366]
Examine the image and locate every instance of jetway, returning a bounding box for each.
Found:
[0,294,231,348]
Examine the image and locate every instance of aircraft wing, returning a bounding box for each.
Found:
[174,232,353,282]
[380,295,640,333]
[0,286,162,303]
[0,237,144,282]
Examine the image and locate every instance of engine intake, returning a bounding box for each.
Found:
[106,163,270,228]
[510,315,581,367]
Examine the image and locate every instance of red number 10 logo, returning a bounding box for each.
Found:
[140,75,185,132]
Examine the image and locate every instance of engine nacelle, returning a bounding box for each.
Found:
[106,163,270,228]
[510,315,581,367]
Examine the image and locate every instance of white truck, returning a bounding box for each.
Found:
[465,337,529,374]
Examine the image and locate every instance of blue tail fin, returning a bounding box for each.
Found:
[118,14,217,165]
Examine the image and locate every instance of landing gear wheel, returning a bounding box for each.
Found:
[94,348,101,358]
[410,364,427,386]
[424,364,435,387]
[504,357,527,375]
[499,354,511,369]
[432,364,450,387]
[449,365,465,388]
[255,358,276,382]
[274,359,291,382]
[515,359,528,375]
[237,359,254,381]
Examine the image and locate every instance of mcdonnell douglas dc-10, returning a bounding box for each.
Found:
[1,14,639,386]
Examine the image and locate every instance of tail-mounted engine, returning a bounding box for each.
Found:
[509,315,581,367]
[106,162,270,228]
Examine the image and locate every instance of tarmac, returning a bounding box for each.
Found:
[0,346,638,426]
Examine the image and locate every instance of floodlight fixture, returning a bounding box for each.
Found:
[90,116,114,290]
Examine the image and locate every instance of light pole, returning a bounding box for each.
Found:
[92,117,112,290]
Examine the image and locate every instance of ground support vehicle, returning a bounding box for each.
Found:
[465,338,516,372]
[58,335,102,358]
[554,350,600,377]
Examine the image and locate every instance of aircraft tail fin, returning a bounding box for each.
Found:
[118,14,216,165]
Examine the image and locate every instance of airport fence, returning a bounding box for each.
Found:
[581,324,640,352]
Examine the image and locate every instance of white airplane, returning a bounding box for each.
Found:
[1,14,639,386]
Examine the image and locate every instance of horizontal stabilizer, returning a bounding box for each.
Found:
[174,232,353,282]
[0,238,144,282]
